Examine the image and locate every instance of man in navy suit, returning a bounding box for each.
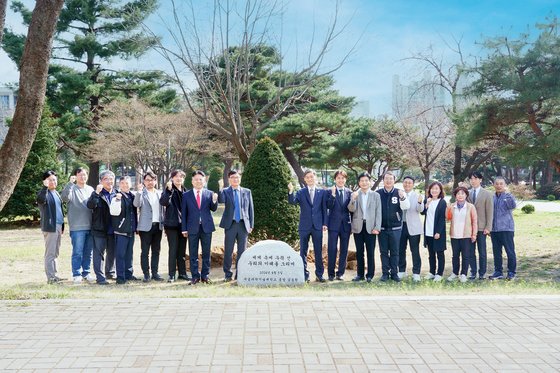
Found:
[326,170,352,281]
[218,170,254,282]
[181,170,218,284]
[288,169,328,282]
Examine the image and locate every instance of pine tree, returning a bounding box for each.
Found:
[242,137,299,246]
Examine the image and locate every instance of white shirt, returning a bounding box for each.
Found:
[360,190,368,216]
[147,190,160,223]
[425,198,441,237]
[451,203,468,239]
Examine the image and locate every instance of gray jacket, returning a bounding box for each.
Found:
[133,189,164,231]
[492,192,516,232]
[61,182,94,231]
[402,190,424,236]
[347,190,382,234]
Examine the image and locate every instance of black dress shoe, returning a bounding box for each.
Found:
[201,277,211,283]
[316,277,326,283]
[366,277,373,283]
[106,274,116,280]
[380,274,389,282]
[167,277,175,283]
[97,280,110,285]
[328,276,335,281]
[335,275,344,281]
[305,278,310,283]
[190,278,200,285]
[178,274,191,281]
[127,276,140,281]
[152,274,164,281]
[352,276,365,282]
[142,275,150,283]
[116,278,126,285]
[224,277,233,282]
[391,275,401,283]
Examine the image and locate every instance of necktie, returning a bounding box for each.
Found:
[196,190,201,209]
[338,189,343,204]
[310,188,315,205]
[472,189,477,204]
[234,189,241,222]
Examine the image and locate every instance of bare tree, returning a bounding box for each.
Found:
[86,99,225,180]
[404,37,494,188]
[148,0,356,164]
[0,0,65,212]
[395,106,454,186]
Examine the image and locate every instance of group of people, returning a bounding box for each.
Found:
[37,167,517,286]
[288,169,517,283]
[37,168,254,285]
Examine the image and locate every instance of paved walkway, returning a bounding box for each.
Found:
[1,296,559,372]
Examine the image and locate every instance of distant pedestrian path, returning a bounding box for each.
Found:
[517,200,560,212]
[1,295,559,371]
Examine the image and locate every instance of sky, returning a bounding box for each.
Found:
[0,0,557,116]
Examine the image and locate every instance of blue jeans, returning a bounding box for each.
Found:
[115,234,135,281]
[69,230,93,277]
[491,231,516,277]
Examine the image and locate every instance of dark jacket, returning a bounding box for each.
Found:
[160,185,185,229]
[422,198,447,252]
[218,186,254,232]
[110,191,137,236]
[181,188,218,234]
[288,187,328,232]
[36,187,64,233]
[326,188,352,232]
[376,187,409,230]
[87,188,116,236]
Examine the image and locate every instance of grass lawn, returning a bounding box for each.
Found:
[0,210,558,300]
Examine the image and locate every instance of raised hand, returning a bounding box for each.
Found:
[137,183,144,192]
[218,179,224,190]
[287,182,294,193]
[331,185,337,196]
[43,179,50,187]
[418,194,423,203]
[351,191,359,201]
[166,181,173,191]
[96,184,103,194]
[212,192,218,203]
[115,193,122,201]
[69,175,77,183]
[398,189,405,199]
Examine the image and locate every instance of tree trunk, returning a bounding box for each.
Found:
[223,158,233,187]
[452,145,462,189]
[0,0,65,213]
[88,160,100,188]
[422,169,431,192]
[0,0,7,44]
[282,148,305,186]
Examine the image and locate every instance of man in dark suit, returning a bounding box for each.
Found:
[288,169,328,282]
[181,170,218,284]
[218,170,254,282]
[326,170,352,281]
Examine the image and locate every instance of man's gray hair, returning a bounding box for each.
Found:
[303,169,316,177]
[99,170,116,181]
[494,176,507,184]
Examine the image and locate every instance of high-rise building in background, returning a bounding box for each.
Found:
[392,72,446,118]
[0,86,17,144]
[350,100,370,118]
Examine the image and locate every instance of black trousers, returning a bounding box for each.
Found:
[398,222,421,274]
[425,236,445,276]
[451,238,471,276]
[378,229,401,277]
[353,222,376,279]
[223,221,249,279]
[166,227,187,277]
[139,223,162,276]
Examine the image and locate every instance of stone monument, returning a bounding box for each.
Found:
[237,240,305,286]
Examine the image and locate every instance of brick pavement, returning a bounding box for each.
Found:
[1,295,559,372]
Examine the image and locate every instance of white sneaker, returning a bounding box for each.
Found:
[447,273,458,282]
[397,272,407,279]
[433,275,443,282]
[73,276,82,284]
[412,274,421,282]
[459,274,468,283]
[84,274,95,283]
[425,273,435,280]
